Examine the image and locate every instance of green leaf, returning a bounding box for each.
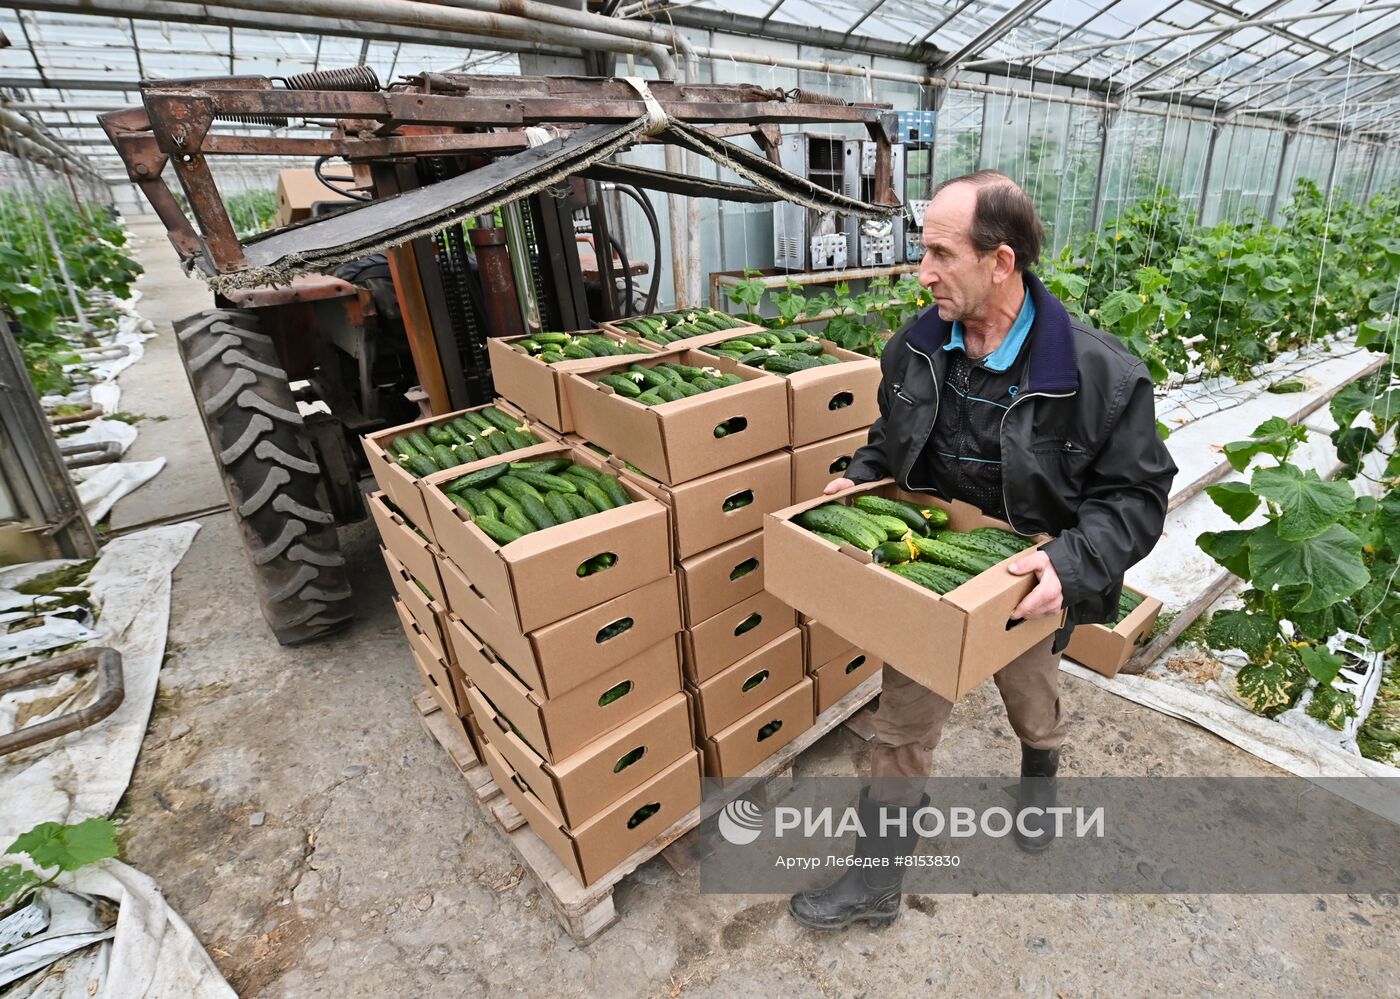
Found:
[1205,481,1261,524]
[7,817,119,872]
[1296,645,1346,685]
[1251,464,1355,540]
[1246,521,1370,613]
[1098,289,1144,326]
[1155,419,1171,441]
[0,863,39,905]
[1206,609,1279,663]
[1305,683,1357,730]
[1196,528,1253,578]
[1234,659,1307,717]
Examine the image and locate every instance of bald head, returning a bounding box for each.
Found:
[930,170,1044,274]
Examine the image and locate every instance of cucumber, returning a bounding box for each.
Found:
[796,505,883,550]
[815,531,848,546]
[505,429,537,450]
[431,445,461,469]
[518,495,556,530]
[474,517,525,545]
[581,482,614,512]
[390,436,421,458]
[764,354,823,374]
[509,459,570,474]
[629,364,672,390]
[427,426,456,446]
[656,384,686,403]
[866,513,916,539]
[446,462,509,491]
[450,493,476,514]
[405,455,439,478]
[460,488,497,519]
[565,493,599,518]
[637,391,666,406]
[716,373,743,387]
[462,412,495,434]
[661,363,707,381]
[872,539,920,564]
[597,474,630,507]
[600,374,643,398]
[544,491,575,524]
[911,537,1000,574]
[562,464,603,485]
[561,342,595,360]
[497,474,545,503]
[453,442,482,463]
[540,350,566,364]
[773,340,825,355]
[534,332,570,344]
[851,496,933,536]
[448,418,479,441]
[647,365,685,384]
[887,561,971,594]
[407,431,434,455]
[480,406,522,433]
[513,469,578,494]
[485,486,522,517]
[500,505,535,537]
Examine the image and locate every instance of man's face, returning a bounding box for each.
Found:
[918,184,997,323]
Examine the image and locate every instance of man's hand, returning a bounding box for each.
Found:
[823,477,855,496]
[1007,550,1064,620]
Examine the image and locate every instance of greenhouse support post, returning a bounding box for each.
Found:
[1266,129,1295,221]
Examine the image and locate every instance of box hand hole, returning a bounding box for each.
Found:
[756,718,783,742]
[828,455,852,474]
[577,552,619,577]
[734,612,762,636]
[721,489,754,514]
[828,391,854,411]
[741,669,770,692]
[613,743,647,772]
[844,654,866,674]
[713,416,747,438]
[626,801,661,828]
[729,557,759,581]
[598,679,634,707]
[596,617,634,644]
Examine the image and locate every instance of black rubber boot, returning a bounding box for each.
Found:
[1014,745,1061,853]
[789,787,926,930]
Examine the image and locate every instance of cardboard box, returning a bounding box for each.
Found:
[482,742,702,887]
[439,558,681,698]
[451,618,683,763]
[562,348,789,485]
[369,492,444,600]
[487,331,661,433]
[763,481,1063,701]
[467,685,694,828]
[361,400,553,538]
[811,647,882,714]
[801,615,856,670]
[1064,589,1163,678]
[622,451,791,560]
[275,167,355,226]
[768,341,881,447]
[701,676,814,779]
[423,443,673,632]
[399,599,457,716]
[691,629,804,736]
[684,589,797,684]
[677,531,766,628]
[600,315,767,349]
[790,428,871,502]
[382,548,450,663]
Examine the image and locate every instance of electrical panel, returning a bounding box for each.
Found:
[898,111,936,263]
[842,140,906,268]
[773,133,849,271]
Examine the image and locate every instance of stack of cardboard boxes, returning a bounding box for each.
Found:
[367,397,703,887]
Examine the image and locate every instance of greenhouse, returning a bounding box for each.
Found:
[0,1,1397,995]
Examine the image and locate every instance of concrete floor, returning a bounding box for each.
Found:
[110,219,1398,998]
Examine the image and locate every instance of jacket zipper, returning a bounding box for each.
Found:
[901,341,1076,538]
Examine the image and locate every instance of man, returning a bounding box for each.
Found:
[788,171,1177,930]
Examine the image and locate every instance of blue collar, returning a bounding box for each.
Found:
[906,271,1079,394]
[943,286,1035,371]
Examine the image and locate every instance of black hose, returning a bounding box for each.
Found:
[607,234,635,317]
[314,156,372,201]
[612,184,662,314]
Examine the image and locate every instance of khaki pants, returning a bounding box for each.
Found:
[870,635,1067,797]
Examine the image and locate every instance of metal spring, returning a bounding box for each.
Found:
[214,113,290,126]
[785,87,849,107]
[281,65,382,92]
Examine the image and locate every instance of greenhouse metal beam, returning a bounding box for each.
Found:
[1119,0,1293,98]
[631,8,941,65]
[1135,67,1400,99]
[22,0,577,59]
[1192,0,1392,79]
[932,0,1055,70]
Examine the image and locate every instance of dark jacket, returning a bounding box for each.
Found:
[845,272,1178,652]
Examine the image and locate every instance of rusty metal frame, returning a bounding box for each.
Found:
[0,647,124,756]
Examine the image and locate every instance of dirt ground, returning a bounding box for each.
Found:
[109,218,1398,998]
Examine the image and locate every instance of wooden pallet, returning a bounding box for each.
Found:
[413,673,881,943]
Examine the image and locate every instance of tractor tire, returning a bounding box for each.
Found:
[175,308,353,645]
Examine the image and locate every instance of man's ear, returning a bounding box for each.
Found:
[991,244,1018,284]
